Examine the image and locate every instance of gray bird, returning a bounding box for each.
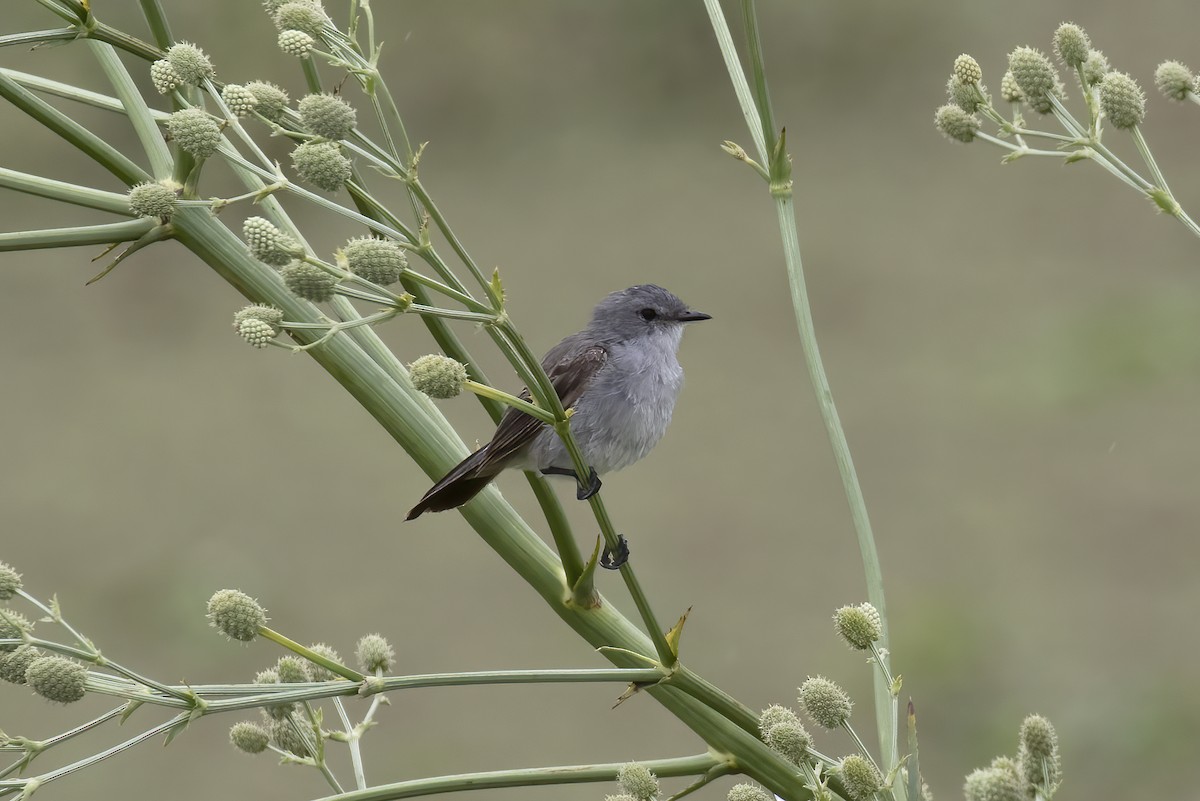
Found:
[406,285,710,565]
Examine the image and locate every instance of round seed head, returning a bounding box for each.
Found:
[0,561,21,600]
[947,76,989,113]
[758,704,800,737]
[128,181,178,221]
[305,643,343,681]
[1008,46,1062,113]
[245,81,290,122]
[299,93,357,140]
[222,84,259,117]
[934,104,980,143]
[150,59,184,94]
[0,645,41,685]
[167,108,221,158]
[234,304,284,333]
[963,766,1023,801]
[409,354,468,399]
[269,714,311,757]
[229,721,270,754]
[1052,23,1091,68]
[1082,49,1110,86]
[0,610,33,652]
[617,763,659,801]
[355,633,394,673]
[1155,61,1194,101]
[238,318,275,349]
[990,756,1020,780]
[728,785,773,801]
[834,602,882,650]
[276,655,310,683]
[243,216,301,266]
[280,261,338,303]
[1099,71,1146,129]
[274,1,330,37]
[344,236,406,285]
[798,675,852,729]
[206,589,267,641]
[279,29,316,56]
[26,655,87,703]
[291,141,352,191]
[166,42,214,85]
[762,719,812,765]
[1000,71,1023,102]
[840,755,883,801]
[953,54,982,85]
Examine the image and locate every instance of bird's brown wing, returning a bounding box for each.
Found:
[482,341,609,467]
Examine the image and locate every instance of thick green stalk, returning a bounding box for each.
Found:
[86,40,172,178]
[0,220,154,251]
[0,167,131,214]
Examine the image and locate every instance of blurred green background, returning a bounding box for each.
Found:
[3,1,1199,799]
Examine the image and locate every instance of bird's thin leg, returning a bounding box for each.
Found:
[600,535,629,570]
[540,466,603,501]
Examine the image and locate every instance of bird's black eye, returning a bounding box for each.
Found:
[639,308,657,321]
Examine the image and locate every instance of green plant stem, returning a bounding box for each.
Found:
[0,28,76,49]
[0,167,132,214]
[702,3,766,160]
[87,39,172,179]
[332,698,369,790]
[464,380,557,425]
[0,705,128,780]
[0,219,155,251]
[258,626,366,682]
[136,0,174,49]
[407,177,498,305]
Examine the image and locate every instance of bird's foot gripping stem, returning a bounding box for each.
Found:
[600,534,629,570]
[540,466,603,501]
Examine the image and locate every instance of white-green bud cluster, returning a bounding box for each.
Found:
[947,76,988,114]
[1052,23,1090,69]
[234,305,284,336]
[299,93,357,140]
[0,561,20,600]
[305,643,342,681]
[26,655,88,703]
[355,633,394,673]
[1017,714,1061,790]
[839,755,883,801]
[229,721,270,754]
[0,644,41,685]
[616,763,658,801]
[150,59,183,94]
[1099,71,1146,129]
[344,237,407,285]
[243,217,301,267]
[128,181,178,221]
[245,81,290,122]
[953,54,982,85]
[238,318,276,348]
[727,784,773,801]
[834,602,881,650]
[798,676,852,729]
[167,108,221,158]
[291,141,352,191]
[409,354,468,399]
[279,29,316,56]
[269,714,311,757]
[276,655,309,683]
[274,1,330,37]
[934,104,980,143]
[1000,71,1023,102]
[222,84,259,117]
[762,717,812,764]
[1008,46,1063,114]
[206,589,267,641]
[963,766,1022,801]
[0,609,33,652]
[1081,49,1110,86]
[1155,61,1194,101]
[281,261,338,303]
[166,42,214,85]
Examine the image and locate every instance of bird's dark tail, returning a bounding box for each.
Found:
[406,446,502,520]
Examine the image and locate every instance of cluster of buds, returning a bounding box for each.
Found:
[963,715,1062,801]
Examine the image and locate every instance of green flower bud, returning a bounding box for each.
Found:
[0,645,41,685]
[150,59,184,94]
[344,236,406,285]
[798,675,852,729]
[1081,49,1110,86]
[234,304,284,334]
[990,756,1019,780]
[166,42,215,85]
[728,784,773,801]
[1052,23,1090,69]
[245,81,290,122]
[167,108,221,159]
[947,76,989,114]
[1017,714,1060,790]
[269,714,311,757]
[834,602,882,650]
[0,609,33,652]
[291,141,352,191]
[26,655,87,703]
[1008,46,1062,114]
[279,29,316,57]
[0,561,21,600]
[243,216,301,267]
[281,261,338,303]
[222,84,259,117]
[763,719,812,764]
[355,633,394,673]
[274,1,329,37]
[953,55,982,85]
[299,93,357,140]
[276,655,310,683]
[934,104,980,143]
[206,589,267,642]
[229,720,270,754]
[963,766,1022,801]
[1099,71,1146,129]
[758,704,800,736]
[238,318,275,348]
[1000,71,1023,102]
[1155,61,1194,101]
[128,181,178,221]
[304,643,343,682]
[617,762,658,801]
[839,755,882,801]
[409,354,468,399]
[254,668,294,720]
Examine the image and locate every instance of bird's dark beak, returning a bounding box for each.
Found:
[677,310,712,322]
